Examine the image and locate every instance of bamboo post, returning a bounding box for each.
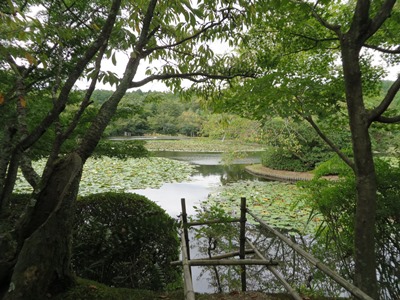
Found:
[240,197,247,292]
[180,224,195,300]
[181,198,191,262]
[247,210,374,300]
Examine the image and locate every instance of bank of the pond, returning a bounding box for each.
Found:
[246,164,338,182]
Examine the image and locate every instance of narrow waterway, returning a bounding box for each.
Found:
[129,151,263,293]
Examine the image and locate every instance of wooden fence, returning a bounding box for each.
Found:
[173,198,374,300]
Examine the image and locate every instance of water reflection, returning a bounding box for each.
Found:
[130,152,263,217]
[129,151,263,293]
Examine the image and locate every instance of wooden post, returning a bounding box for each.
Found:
[181,198,191,262]
[181,225,195,300]
[239,197,247,292]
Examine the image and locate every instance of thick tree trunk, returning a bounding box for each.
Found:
[1,153,82,300]
[340,38,378,298]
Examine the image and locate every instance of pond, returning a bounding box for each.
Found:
[129,151,263,217]
[129,151,264,293]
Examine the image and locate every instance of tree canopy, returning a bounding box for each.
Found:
[197,1,400,298]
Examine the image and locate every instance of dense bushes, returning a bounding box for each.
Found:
[92,139,149,159]
[261,147,310,172]
[261,118,349,172]
[72,192,181,291]
[300,158,400,298]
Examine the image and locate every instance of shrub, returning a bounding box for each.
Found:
[312,153,352,178]
[261,147,310,172]
[299,158,400,298]
[72,192,181,291]
[261,118,350,172]
[92,140,149,159]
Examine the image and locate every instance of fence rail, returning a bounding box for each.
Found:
[174,197,373,300]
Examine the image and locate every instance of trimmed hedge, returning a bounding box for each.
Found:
[72,192,181,291]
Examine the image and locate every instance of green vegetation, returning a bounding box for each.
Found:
[145,137,264,153]
[300,158,400,299]
[73,193,181,291]
[2,0,400,298]
[260,119,350,172]
[53,278,182,300]
[198,181,319,235]
[14,157,195,195]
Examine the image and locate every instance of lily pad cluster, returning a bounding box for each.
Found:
[14,157,195,196]
[202,180,322,235]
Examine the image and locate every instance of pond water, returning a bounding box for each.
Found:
[130,151,262,217]
[129,151,264,293]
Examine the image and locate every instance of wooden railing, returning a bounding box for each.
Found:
[173,198,374,300]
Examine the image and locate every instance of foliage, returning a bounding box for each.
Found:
[299,159,400,298]
[260,119,349,172]
[92,139,149,159]
[14,157,195,195]
[52,278,182,300]
[201,113,263,143]
[145,137,264,153]
[312,154,353,178]
[196,2,400,295]
[0,0,278,298]
[261,147,310,172]
[200,180,320,235]
[72,193,181,291]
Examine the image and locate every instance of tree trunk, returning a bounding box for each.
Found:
[1,153,82,300]
[340,37,378,298]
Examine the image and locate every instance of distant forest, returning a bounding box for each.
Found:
[91,89,263,143]
[91,80,400,149]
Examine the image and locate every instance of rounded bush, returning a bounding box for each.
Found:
[72,192,181,291]
[261,147,310,172]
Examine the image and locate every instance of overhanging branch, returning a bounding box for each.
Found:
[364,43,400,54]
[368,74,400,123]
[143,9,232,55]
[375,115,400,123]
[304,115,355,171]
[128,72,255,88]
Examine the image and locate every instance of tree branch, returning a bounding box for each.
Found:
[303,1,341,33]
[303,115,355,171]
[135,0,158,53]
[143,13,230,56]
[368,74,400,123]
[375,114,400,123]
[368,0,396,38]
[18,0,122,152]
[364,43,400,54]
[129,72,255,88]
[19,154,40,189]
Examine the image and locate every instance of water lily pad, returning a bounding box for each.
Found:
[201,180,322,235]
[14,157,195,196]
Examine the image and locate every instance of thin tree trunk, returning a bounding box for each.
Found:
[340,37,378,298]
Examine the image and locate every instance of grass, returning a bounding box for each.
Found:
[54,279,342,300]
[53,278,184,300]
